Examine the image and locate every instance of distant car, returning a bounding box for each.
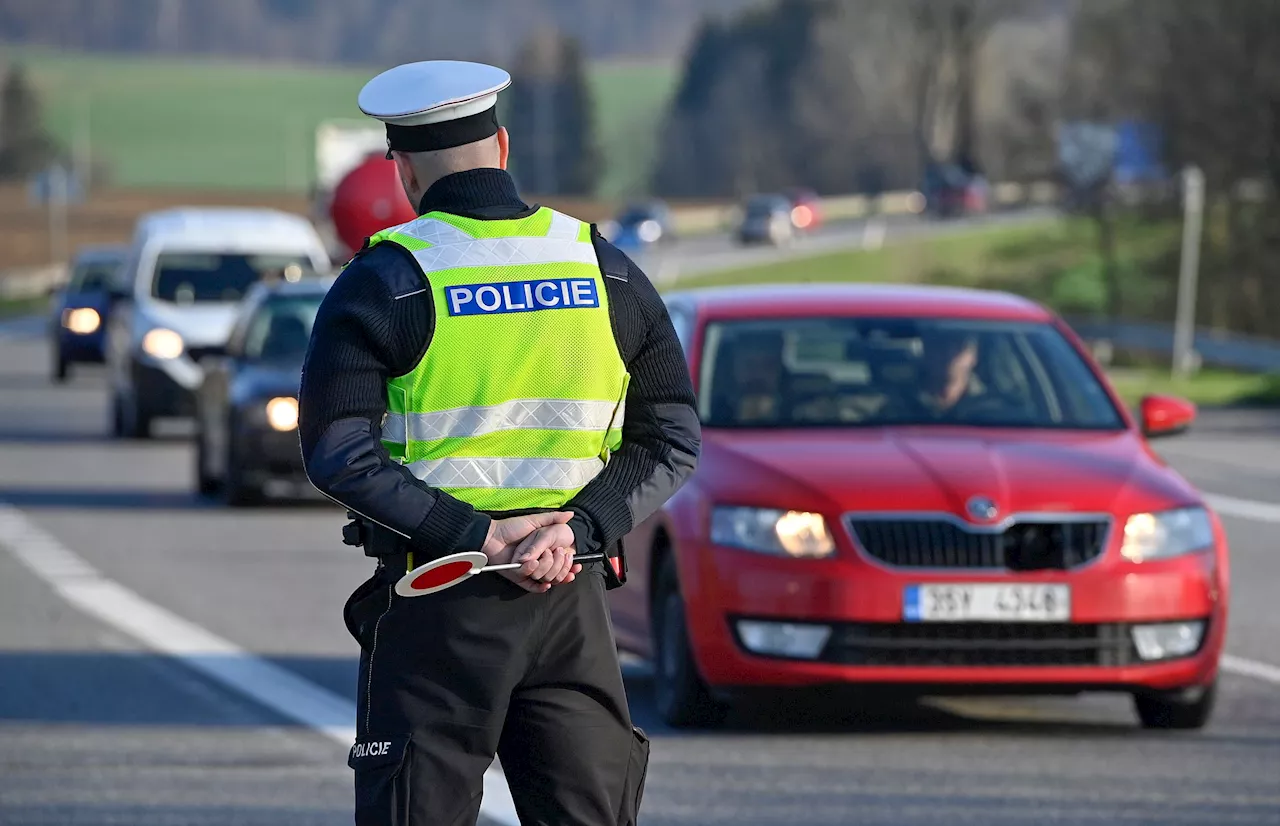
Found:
[921,163,990,219]
[601,201,676,250]
[784,187,823,232]
[194,277,332,505]
[736,194,797,246]
[613,283,1228,732]
[106,207,331,439]
[48,245,129,381]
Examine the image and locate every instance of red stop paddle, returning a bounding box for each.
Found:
[395,550,607,597]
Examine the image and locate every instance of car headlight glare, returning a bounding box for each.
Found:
[710,507,835,558]
[62,307,101,334]
[637,219,662,243]
[141,327,184,359]
[1121,507,1214,562]
[265,397,299,432]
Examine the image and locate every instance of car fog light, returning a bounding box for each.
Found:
[1132,621,1205,661]
[736,620,831,659]
[266,396,299,431]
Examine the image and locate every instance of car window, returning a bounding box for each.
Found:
[151,252,313,304]
[697,316,1125,430]
[241,295,324,363]
[68,258,124,293]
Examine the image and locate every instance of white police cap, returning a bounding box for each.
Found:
[358,61,512,155]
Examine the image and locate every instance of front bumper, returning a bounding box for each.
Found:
[57,328,107,363]
[132,360,196,417]
[685,542,1225,693]
[234,423,307,484]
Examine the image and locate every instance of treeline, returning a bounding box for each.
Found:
[1064,0,1280,337]
[652,0,1068,198]
[0,0,752,63]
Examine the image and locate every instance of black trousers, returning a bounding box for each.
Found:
[344,564,649,826]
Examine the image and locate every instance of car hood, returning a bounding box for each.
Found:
[58,290,113,313]
[231,362,303,403]
[699,427,1201,519]
[139,302,241,348]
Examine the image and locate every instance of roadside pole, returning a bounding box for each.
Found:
[48,165,69,269]
[1172,165,1205,379]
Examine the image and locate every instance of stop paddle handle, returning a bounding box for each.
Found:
[394,551,608,597]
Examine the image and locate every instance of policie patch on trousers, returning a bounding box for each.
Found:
[446,278,599,316]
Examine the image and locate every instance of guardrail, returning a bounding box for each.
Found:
[1067,317,1280,374]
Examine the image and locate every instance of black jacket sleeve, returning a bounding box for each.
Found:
[565,235,702,556]
[298,244,491,557]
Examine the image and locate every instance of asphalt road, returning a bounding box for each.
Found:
[2,253,1280,823]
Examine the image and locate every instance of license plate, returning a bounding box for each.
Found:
[904,584,1071,622]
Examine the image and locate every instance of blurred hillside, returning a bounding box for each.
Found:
[0,0,755,64]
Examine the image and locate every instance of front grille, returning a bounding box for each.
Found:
[846,517,1109,570]
[821,622,1134,667]
[186,345,226,363]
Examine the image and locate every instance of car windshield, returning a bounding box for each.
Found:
[69,258,124,293]
[618,205,660,225]
[698,317,1125,430]
[745,196,786,217]
[242,295,324,363]
[151,252,313,303]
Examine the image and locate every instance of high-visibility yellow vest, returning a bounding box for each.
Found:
[366,207,630,512]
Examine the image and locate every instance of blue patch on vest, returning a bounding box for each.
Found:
[445,279,600,316]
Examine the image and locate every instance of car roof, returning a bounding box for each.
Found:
[133,207,324,250]
[72,244,129,264]
[665,282,1054,322]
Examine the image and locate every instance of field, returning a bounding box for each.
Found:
[9,47,678,199]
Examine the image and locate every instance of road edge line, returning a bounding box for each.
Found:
[0,502,521,825]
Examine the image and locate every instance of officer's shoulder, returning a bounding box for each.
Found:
[332,241,426,303]
[589,229,636,285]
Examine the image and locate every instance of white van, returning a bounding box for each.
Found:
[106,207,332,439]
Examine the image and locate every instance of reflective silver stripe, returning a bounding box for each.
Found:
[381,412,407,444]
[546,211,581,240]
[404,456,604,490]
[393,217,477,246]
[410,237,596,274]
[383,399,622,442]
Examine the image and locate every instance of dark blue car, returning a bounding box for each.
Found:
[601,200,676,251]
[49,245,129,381]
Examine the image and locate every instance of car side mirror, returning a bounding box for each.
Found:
[1139,394,1196,438]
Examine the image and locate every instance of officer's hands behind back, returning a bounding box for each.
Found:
[482,511,582,594]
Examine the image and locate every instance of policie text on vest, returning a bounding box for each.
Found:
[446,278,599,316]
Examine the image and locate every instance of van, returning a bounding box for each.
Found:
[106,207,332,439]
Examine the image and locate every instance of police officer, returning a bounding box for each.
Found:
[298,60,701,825]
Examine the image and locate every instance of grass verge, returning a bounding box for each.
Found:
[1106,367,1280,409]
[12,47,676,198]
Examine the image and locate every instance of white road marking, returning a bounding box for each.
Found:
[1204,493,1280,524]
[1222,655,1280,685]
[0,503,521,826]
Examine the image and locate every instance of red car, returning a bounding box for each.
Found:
[611,284,1228,730]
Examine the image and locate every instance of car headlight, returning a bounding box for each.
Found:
[710,507,835,558]
[1121,507,1214,562]
[265,396,299,432]
[637,219,662,243]
[61,307,100,334]
[141,327,184,359]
